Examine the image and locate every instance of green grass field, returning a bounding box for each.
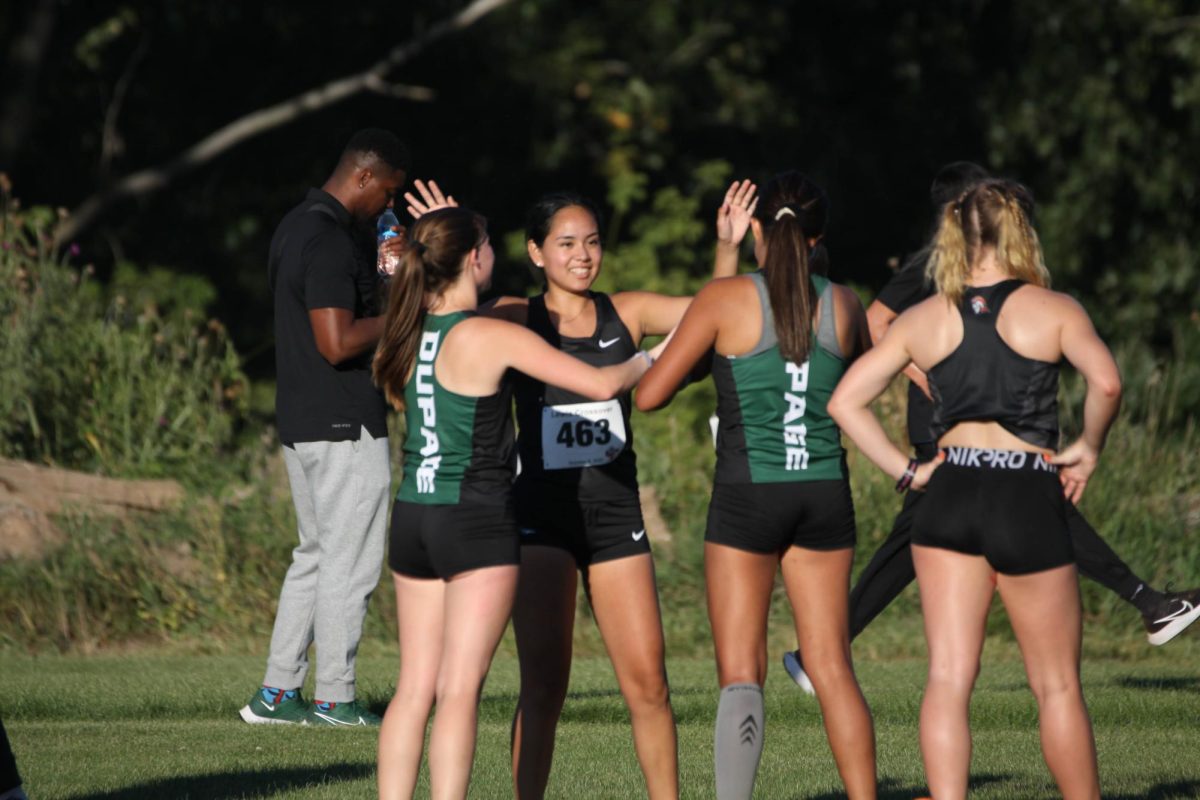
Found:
[4,641,1199,799]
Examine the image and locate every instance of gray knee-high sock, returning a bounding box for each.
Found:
[714,683,764,800]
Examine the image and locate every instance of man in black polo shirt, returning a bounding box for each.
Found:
[240,128,409,727]
[782,162,1200,693]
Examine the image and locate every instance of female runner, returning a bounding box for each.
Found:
[372,206,658,800]
[483,192,690,800]
[637,171,877,800]
[828,178,1116,799]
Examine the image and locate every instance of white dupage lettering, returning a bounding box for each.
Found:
[784,361,811,471]
[416,331,441,494]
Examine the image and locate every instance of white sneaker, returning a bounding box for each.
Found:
[782,650,815,696]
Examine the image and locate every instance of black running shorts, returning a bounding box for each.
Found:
[388,499,519,579]
[912,447,1073,575]
[705,479,857,554]
[513,484,650,568]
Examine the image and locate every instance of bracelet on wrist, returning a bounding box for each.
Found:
[894,458,919,493]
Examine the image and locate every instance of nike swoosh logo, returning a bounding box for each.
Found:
[1155,601,1195,624]
[598,338,620,349]
[262,702,276,711]
[313,712,364,726]
[632,529,645,541]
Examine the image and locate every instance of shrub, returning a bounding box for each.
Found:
[0,188,249,484]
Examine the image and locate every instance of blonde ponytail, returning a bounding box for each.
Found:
[927,199,970,306]
[927,178,1047,305]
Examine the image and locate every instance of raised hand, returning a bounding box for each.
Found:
[404,179,458,219]
[716,179,758,248]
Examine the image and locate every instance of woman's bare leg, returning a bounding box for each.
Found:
[379,573,446,800]
[912,545,995,800]
[589,553,679,799]
[426,564,518,800]
[780,546,876,799]
[704,542,776,800]
[997,565,1099,800]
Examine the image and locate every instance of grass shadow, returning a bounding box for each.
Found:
[787,772,1009,799]
[65,763,373,800]
[1106,779,1200,799]
[1116,676,1200,691]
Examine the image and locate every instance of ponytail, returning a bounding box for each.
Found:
[754,172,829,365]
[927,178,1047,306]
[996,191,1049,289]
[927,200,970,306]
[372,207,489,411]
[373,246,428,411]
[763,209,814,364]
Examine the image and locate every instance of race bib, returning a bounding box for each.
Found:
[541,400,627,470]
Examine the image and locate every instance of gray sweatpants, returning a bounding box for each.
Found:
[263,426,390,703]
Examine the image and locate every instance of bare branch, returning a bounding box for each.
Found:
[55,0,515,246]
[100,33,151,182]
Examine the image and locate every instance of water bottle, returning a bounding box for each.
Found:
[376,208,401,277]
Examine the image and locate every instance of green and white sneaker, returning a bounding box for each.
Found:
[239,687,309,725]
[307,699,382,727]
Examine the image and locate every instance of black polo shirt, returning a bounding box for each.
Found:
[876,256,936,454]
[269,188,388,444]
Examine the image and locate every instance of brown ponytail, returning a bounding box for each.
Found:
[927,178,1048,306]
[372,207,488,410]
[754,172,829,364]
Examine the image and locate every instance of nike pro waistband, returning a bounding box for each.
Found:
[940,446,1058,473]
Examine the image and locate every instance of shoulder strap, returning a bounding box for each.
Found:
[814,278,843,359]
[742,271,777,357]
[525,294,560,344]
[989,279,1026,312]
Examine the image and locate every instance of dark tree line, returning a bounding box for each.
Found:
[2,0,1196,379]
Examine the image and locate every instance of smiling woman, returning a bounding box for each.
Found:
[480,191,691,800]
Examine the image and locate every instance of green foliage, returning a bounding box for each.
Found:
[0,192,249,482]
[984,1,1200,343]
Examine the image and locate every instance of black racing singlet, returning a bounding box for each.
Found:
[928,280,1060,450]
[513,292,639,501]
[397,311,516,505]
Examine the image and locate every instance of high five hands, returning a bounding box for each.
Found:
[404,179,458,219]
[716,179,758,249]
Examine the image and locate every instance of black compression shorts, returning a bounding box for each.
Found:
[705,479,857,554]
[514,483,650,568]
[388,499,519,579]
[912,447,1073,575]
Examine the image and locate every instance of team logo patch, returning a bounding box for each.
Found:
[970,295,990,315]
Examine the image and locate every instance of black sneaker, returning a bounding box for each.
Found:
[1144,588,1200,646]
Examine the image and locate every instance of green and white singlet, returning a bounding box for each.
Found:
[711,272,848,485]
[397,311,515,505]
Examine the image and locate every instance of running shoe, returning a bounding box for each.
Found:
[239,687,309,725]
[1144,587,1200,646]
[782,649,815,696]
[307,699,382,727]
